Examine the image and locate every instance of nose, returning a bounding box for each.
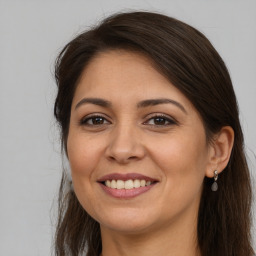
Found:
[105,124,145,164]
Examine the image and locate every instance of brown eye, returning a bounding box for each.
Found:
[153,117,167,125]
[91,117,105,125]
[80,115,110,126]
[144,114,177,127]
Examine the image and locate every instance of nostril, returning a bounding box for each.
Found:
[108,156,116,161]
[107,155,139,164]
[128,156,138,160]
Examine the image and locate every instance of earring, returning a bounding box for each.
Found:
[70,180,74,191]
[211,170,218,191]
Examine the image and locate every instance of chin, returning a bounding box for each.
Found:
[96,208,160,235]
[101,220,154,235]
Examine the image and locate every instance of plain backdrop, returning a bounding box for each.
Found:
[0,0,255,255]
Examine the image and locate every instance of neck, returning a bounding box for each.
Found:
[100,211,200,256]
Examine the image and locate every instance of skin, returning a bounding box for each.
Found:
[67,50,234,256]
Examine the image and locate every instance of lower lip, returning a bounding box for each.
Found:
[99,183,156,199]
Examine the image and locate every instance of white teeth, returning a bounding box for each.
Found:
[106,180,111,187]
[124,179,133,189]
[141,180,146,187]
[110,180,117,189]
[146,181,152,186]
[116,180,125,189]
[134,179,141,188]
[105,179,153,189]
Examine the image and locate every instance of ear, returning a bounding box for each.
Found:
[205,126,234,178]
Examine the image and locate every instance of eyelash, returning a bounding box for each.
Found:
[80,114,110,126]
[143,114,177,127]
[80,114,177,127]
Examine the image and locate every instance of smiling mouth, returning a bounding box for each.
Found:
[101,179,157,189]
[97,173,158,198]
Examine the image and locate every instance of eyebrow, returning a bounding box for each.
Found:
[137,98,187,114]
[75,97,187,114]
[75,98,112,109]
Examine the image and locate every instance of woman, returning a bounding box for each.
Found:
[53,11,254,256]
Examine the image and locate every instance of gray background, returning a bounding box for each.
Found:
[0,0,255,255]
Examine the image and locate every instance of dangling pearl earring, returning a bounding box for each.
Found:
[211,170,218,191]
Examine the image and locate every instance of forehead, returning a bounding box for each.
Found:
[78,50,159,90]
[72,50,194,110]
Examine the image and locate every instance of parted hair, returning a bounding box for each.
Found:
[54,11,254,256]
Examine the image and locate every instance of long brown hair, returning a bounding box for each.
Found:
[54,11,254,256]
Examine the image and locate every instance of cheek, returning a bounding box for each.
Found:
[66,132,104,217]
[147,132,208,219]
[67,132,104,177]
[150,130,208,189]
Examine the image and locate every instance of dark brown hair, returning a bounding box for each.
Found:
[54,11,254,256]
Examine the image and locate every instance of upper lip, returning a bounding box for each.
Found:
[97,173,158,182]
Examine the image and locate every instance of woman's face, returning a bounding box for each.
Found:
[67,50,212,234]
